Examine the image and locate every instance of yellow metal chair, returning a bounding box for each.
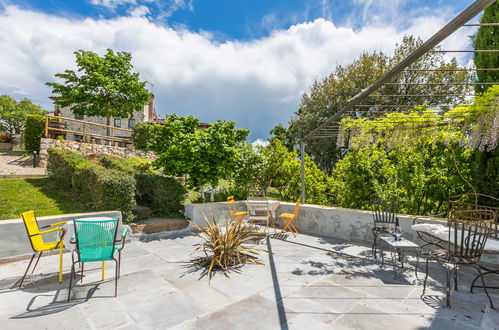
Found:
[227,196,248,225]
[279,199,301,237]
[19,211,67,287]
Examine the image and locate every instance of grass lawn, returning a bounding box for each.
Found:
[0,178,87,220]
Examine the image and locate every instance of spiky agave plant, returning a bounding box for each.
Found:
[191,215,267,277]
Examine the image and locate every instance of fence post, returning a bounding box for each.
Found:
[44,115,49,138]
[83,122,87,143]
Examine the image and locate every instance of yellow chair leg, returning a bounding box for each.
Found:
[58,244,63,283]
[102,261,105,281]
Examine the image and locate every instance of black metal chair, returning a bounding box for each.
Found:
[422,212,495,308]
[371,199,399,258]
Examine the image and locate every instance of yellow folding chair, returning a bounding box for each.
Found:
[279,199,301,237]
[19,211,67,286]
[227,196,248,225]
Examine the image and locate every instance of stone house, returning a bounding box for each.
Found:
[50,95,157,142]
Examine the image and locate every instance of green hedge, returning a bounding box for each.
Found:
[47,149,87,190]
[135,173,186,217]
[73,164,136,222]
[47,149,136,222]
[47,150,186,221]
[25,114,45,152]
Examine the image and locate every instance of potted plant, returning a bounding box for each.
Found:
[0,133,14,151]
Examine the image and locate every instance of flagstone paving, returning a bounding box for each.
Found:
[0,231,497,329]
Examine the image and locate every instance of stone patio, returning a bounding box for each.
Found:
[0,151,46,177]
[0,230,497,329]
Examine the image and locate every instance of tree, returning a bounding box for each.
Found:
[232,144,264,192]
[260,140,328,204]
[46,49,150,133]
[146,114,249,199]
[289,35,472,172]
[268,124,296,151]
[473,1,499,93]
[0,95,45,137]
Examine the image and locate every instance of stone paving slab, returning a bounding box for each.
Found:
[0,151,46,177]
[0,231,497,329]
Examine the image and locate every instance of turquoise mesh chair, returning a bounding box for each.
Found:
[68,219,127,302]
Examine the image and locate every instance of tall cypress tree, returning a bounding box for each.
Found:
[473,1,499,93]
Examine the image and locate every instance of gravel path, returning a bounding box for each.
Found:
[0,151,46,177]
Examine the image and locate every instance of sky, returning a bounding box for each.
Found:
[0,0,482,142]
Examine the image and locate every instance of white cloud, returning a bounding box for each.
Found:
[0,5,470,139]
[251,139,270,148]
[128,5,149,17]
[90,0,137,10]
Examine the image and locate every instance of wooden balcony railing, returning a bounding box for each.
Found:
[44,115,134,146]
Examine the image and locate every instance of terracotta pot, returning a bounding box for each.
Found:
[0,142,13,151]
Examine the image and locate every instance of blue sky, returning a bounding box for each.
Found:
[0,0,481,141]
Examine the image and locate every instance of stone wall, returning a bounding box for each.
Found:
[185,202,499,263]
[184,201,430,243]
[38,138,155,167]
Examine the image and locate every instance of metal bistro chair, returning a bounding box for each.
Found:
[68,219,127,302]
[422,211,495,308]
[19,211,67,286]
[372,199,399,259]
[279,199,301,237]
[247,197,274,231]
[227,196,248,226]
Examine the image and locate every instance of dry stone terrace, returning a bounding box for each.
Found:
[0,229,498,329]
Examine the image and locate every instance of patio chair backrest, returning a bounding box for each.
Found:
[372,199,398,224]
[227,196,237,217]
[247,197,269,216]
[20,211,44,252]
[249,190,265,197]
[74,219,119,261]
[449,209,498,239]
[446,216,493,262]
[293,199,301,218]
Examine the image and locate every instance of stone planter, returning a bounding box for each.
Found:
[0,142,13,151]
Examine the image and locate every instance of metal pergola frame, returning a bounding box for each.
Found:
[298,0,498,203]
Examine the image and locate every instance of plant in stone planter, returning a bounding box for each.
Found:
[191,215,267,278]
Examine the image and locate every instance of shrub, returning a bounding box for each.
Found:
[47,149,136,222]
[25,114,45,152]
[132,122,153,150]
[99,155,156,174]
[135,173,186,217]
[47,149,88,190]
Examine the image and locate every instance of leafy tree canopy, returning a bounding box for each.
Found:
[268,124,296,152]
[473,1,499,93]
[46,49,150,119]
[146,114,249,189]
[0,95,46,136]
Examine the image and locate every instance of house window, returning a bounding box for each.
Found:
[128,119,135,128]
[75,114,84,120]
[114,119,121,127]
